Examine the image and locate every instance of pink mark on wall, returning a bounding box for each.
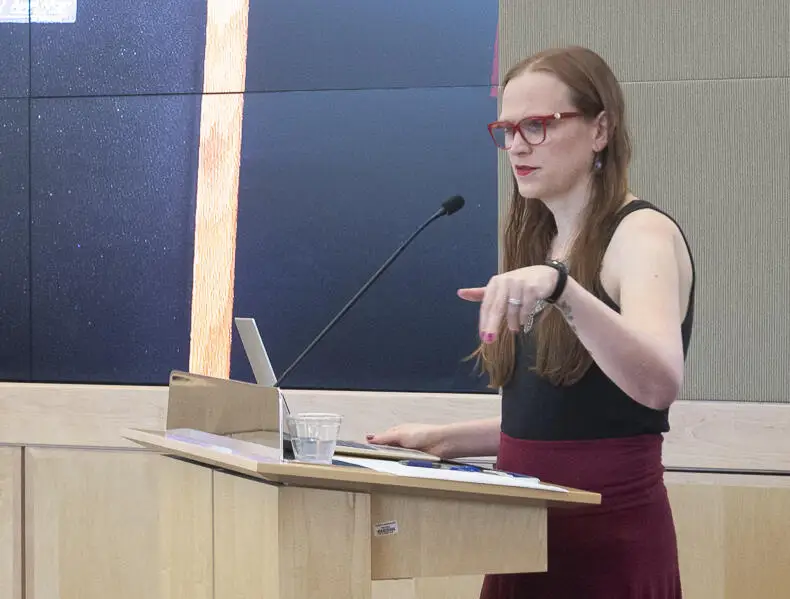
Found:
[490,25,499,97]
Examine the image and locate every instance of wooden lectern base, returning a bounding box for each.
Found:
[129,428,599,599]
[213,469,371,598]
[213,469,548,597]
[123,373,599,598]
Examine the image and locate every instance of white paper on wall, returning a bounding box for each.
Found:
[0,0,77,23]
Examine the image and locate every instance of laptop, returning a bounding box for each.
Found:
[234,317,441,462]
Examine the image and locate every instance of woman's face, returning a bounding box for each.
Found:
[496,70,603,202]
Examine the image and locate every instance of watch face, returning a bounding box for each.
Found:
[546,259,567,271]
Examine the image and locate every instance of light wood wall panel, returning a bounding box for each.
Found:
[0,382,166,447]
[18,447,790,599]
[213,471,372,599]
[0,386,788,599]
[2,383,790,471]
[372,575,488,599]
[284,393,790,472]
[497,0,790,404]
[24,448,213,599]
[666,472,790,599]
[0,447,22,599]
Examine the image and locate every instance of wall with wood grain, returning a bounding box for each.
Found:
[1,383,790,598]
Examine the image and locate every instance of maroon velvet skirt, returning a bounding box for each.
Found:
[479,432,682,599]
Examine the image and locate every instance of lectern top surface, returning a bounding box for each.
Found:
[124,428,601,508]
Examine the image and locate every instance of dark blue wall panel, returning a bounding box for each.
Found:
[0,99,31,381]
[0,3,30,98]
[30,0,207,97]
[1,0,500,388]
[230,86,499,392]
[29,95,200,383]
[246,0,498,92]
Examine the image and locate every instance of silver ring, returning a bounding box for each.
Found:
[507,297,523,307]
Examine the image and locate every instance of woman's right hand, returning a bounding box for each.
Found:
[365,423,449,458]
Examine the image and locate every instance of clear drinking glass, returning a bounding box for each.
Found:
[285,412,343,464]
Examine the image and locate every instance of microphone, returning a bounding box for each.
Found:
[274,195,465,388]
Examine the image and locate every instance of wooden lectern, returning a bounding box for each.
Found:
[124,371,600,599]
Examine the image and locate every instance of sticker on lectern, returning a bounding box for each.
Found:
[373,520,399,537]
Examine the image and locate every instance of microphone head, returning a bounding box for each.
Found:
[441,195,465,216]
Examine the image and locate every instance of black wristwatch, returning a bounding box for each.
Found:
[543,259,569,304]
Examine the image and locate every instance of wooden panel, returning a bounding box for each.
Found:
[24,448,213,599]
[414,576,484,599]
[2,382,790,472]
[668,478,726,598]
[278,486,371,599]
[285,388,500,443]
[663,400,790,471]
[213,470,372,599]
[213,471,281,598]
[9,440,790,599]
[370,576,486,599]
[370,493,545,579]
[0,382,167,447]
[372,580,415,599]
[284,392,790,472]
[363,473,790,599]
[666,472,790,599]
[127,428,599,507]
[156,456,214,599]
[0,447,22,599]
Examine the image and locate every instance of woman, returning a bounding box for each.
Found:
[368,46,694,598]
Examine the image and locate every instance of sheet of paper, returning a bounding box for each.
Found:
[335,456,568,493]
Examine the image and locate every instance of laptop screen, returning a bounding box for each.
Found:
[234,317,292,417]
[234,317,278,387]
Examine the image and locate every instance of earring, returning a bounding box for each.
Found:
[593,154,603,171]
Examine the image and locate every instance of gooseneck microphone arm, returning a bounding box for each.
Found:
[273,195,465,389]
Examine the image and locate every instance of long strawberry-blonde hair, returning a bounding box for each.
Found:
[474,46,632,388]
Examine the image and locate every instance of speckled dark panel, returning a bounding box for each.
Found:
[0,99,31,381]
[246,0,498,92]
[30,0,206,97]
[0,1,30,98]
[30,95,200,384]
[231,87,499,393]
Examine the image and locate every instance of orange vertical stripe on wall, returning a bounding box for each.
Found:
[189,0,250,377]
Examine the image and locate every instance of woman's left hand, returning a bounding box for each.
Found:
[458,265,559,343]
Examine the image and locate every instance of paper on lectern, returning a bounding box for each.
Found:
[335,456,569,493]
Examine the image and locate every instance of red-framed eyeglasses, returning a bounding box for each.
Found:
[487,111,582,150]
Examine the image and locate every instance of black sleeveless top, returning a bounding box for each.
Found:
[500,200,696,441]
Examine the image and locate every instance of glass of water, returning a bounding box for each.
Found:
[285,412,343,464]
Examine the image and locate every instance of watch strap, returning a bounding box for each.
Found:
[543,259,569,303]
